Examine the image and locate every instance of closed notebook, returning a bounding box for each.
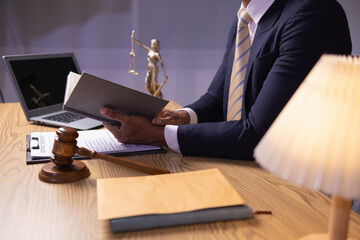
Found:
[97,168,252,232]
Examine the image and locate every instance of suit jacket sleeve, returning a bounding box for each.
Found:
[178,0,352,160]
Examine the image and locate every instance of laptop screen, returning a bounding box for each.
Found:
[7,55,79,111]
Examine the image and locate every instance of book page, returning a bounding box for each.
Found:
[64,71,81,103]
[30,129,161,159]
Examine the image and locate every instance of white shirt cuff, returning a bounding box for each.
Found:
[164,108,197,153]
[177,107,198,124]
[164,125,181,153]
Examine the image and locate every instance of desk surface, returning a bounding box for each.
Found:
[0,102,359,240]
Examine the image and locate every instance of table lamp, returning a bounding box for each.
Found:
[254,54,359,240]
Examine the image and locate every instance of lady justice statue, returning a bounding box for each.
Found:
[128,30,168,98]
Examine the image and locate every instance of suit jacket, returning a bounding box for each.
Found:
[177,0,352,160]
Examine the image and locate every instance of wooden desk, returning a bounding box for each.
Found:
[0,102,359,240]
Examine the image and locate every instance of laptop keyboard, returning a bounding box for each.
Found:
[43,112,85,123]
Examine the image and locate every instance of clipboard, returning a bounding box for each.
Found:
[26,135,166,165]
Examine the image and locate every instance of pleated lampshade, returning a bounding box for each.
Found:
[254,54,360,240]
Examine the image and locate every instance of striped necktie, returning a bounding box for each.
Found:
[227,10,253,121]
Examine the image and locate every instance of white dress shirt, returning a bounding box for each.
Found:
[164,0,275,153]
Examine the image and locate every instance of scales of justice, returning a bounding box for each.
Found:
[128,30,168,99]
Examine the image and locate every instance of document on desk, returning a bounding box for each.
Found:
[97,168,253,232]
[27,129,164,164]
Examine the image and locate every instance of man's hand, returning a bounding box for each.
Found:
[152,109,190,126]
[100,107,167,147]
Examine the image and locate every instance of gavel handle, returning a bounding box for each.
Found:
[75,147,171,175]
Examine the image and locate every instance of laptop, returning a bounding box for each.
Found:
[2,52,103,130]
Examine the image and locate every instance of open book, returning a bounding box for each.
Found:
[64,72,169,125]
[97,169,252,232]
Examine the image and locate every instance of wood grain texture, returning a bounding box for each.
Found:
[0,103,359,240]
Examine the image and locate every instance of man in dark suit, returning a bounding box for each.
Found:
[101,0,352,160]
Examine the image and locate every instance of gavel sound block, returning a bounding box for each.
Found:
[38,127,171,183]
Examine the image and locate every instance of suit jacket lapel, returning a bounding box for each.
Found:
[243,0,286,112]
[223,17,238,118]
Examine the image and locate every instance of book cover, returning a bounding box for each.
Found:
[97,169,252,232]
[63,72,169,125]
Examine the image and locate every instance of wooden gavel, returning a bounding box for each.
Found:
[39,127,171,183]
